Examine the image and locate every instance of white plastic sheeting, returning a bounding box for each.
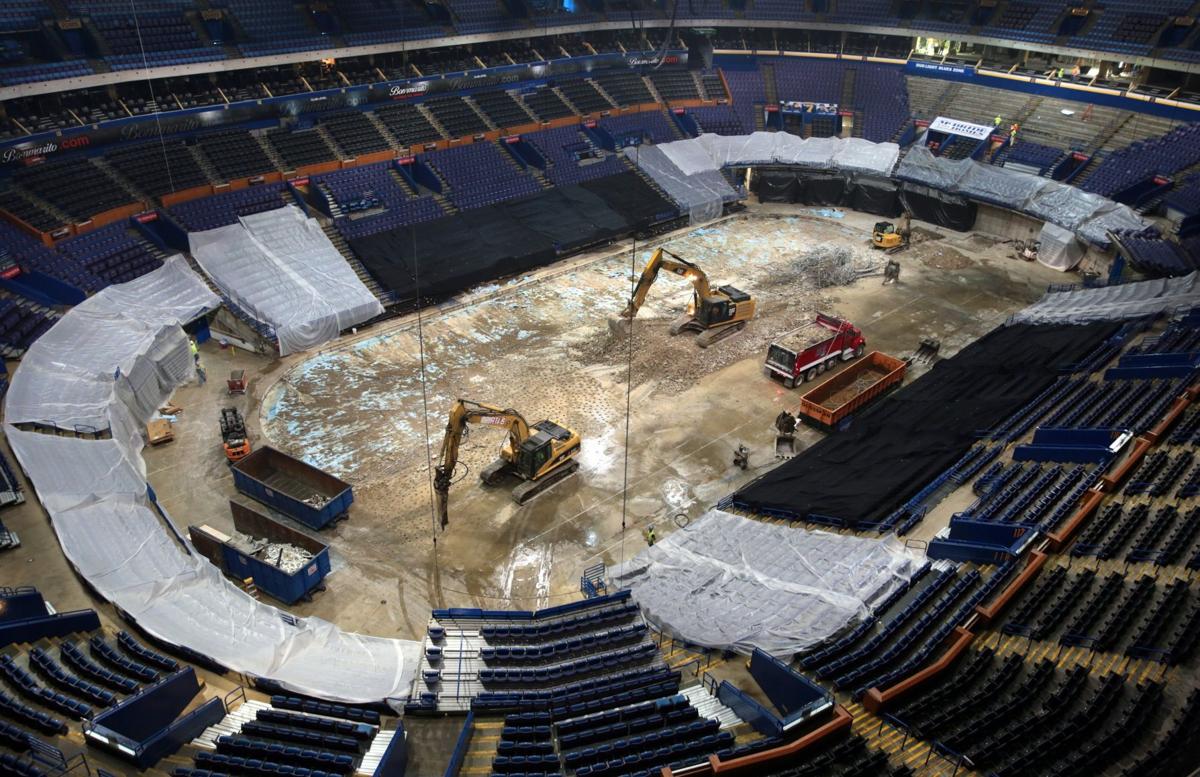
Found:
[1013,272,1200,324]
[190,206,383,356]
[896,145,1150,247]
[3,259,420,706]
[1038,222,1086,271]
[607,509,925,657]
[656,132,901,178]
[625,145,735,224]
[4,256,217,434]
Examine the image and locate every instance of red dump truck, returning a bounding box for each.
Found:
[764,313,866,388]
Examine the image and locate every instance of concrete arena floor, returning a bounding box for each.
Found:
[0,204,1069,655]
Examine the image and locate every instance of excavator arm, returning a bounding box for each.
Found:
[619,247,715,321]
[434,399,531,528]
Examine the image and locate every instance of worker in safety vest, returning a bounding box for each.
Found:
[993,115,1002,128]
[189,338,200,364]
[645,525,656,547]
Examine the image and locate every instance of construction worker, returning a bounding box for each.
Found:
[883,259,901,285]
[645,525,656,547]
[993,115,1002,128]
[189,337,200,364]
[1009,122,1019,147]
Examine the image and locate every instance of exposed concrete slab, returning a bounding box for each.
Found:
[1,203,1068,651]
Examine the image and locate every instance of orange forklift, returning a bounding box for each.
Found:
[220,407,252,464]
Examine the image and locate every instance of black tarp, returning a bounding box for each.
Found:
[349,172,675,302]
[581,172,677,228]
[755,171,801,203]
[851,176,902,217]
[798,173,850,207]
[731,322,1119,527]
[899,183,977,232]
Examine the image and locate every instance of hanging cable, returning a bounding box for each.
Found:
[619,140,640,568]
[411,225,441,552]
[127,0,178,196]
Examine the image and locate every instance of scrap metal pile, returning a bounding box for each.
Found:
[793,243,885,288]
[230,531,314,575]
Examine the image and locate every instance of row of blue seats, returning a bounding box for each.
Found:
[188,754,341,777]
[970,463,1042,522]
[471,665,678,712]
[1129,579,1189,659]
[495,738,554,756]
[269,695,381,725]
[478,642,657,685]
[489,753,560,773]
[498,724,551,742]
[559,705,698,751]
[1040,468,1104,531]
[556,693,687,737]
[0,752,49,777]
[832,571,981,691]
[972,459,1022,499]
[809,568,956,678]
[799,562,932,669]
[574,731,735,777]
[1129,506,1179,564]
[473,601,640,642]
[0,655,91,720]
[240,721,362,754]
[1107,378,1185,434]
[1169,406,1200,445]
[502,711,551,727]
[479,624,647,663]
[28,647,114,708]
[948,445,1002,485]
[1062,573,1125,647]
[562,719,719,768]
[89,635,158,682]
[214,736,355,774]
[1156,506,1200,566]
[0,690,66,735]
[1002,567,1068,636]
[257,709,375,740]
[860,570,1008,699]
[59,641,138,694]
[1128,451,1192,498]
[992,465,1069,524]
[0,719,31,751]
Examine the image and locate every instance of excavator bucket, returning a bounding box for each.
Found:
[607,316,633,338]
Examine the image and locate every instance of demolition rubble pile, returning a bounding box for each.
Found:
[793,243,885,289]
[230,531,315,575]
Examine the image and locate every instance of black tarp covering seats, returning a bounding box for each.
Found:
[755,171,801,203]
[731,322,1119,527]
[751,171,902,216]
[852,176,903,218]
[349,172,675,303]
[899,183,977,232]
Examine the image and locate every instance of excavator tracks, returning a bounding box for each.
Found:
[511,461,580,505]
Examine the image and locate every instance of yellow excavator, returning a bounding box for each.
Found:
[433,399,582,528]
[872,213,911,254]
[611,247,756,347]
